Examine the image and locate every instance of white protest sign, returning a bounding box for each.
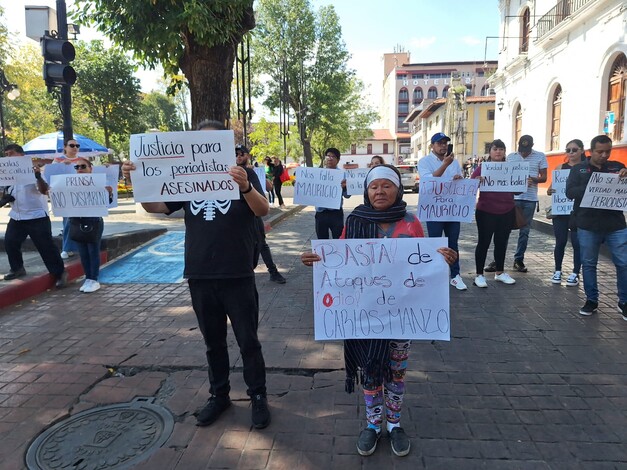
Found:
[293,167,344,209]
[551,169,573,215]
[345,168,369,196]
[43,162,75,184]
[129,130,238,202]
[311,238,450,341]
[49,173,109,217]
[580,172,627,211]
[0,156,36,185]
[418,177,479,222]
[479,161,529,192]
[93,164,120,208]
[254,167,267,189]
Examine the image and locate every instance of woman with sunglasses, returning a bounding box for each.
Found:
[54,138,82,259]
[546,139,585,286]
[71,158,112,293]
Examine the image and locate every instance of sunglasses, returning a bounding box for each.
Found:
[68,144,80,148]
[73,164,88,170]
[565,147,580,153]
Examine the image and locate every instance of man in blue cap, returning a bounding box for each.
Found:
[417,132,467,290]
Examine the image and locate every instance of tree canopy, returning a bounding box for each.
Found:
[74,0,255,126]
[253,0,377,166]
[73,41,142,149]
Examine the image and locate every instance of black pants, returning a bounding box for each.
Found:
[188,277,267,398]
[274,182,284,206]
[474,209,514,273]
[315,210,344,239]
[256,218,277,273]
[4,217,65,277]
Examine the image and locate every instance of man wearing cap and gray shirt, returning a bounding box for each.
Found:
[418,132,467,290]
[503,135,547,273]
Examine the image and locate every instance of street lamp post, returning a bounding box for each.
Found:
[0,69,20,154]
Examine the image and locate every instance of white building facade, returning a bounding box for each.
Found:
[491,0,627,153]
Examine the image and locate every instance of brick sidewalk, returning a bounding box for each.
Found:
[1,202,626,469]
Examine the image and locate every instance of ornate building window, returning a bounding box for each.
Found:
[608,54,626,142]
[413,87,423,105]
[514,103,523,145]
[551,85,562,151]
[427,87,438,99]
[398,88,409,101]
[520,7,530,53]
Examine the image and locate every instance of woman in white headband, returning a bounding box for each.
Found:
[301,164,457,458]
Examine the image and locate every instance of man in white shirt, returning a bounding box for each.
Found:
[2,144,67,287]
[418,132,467,290]
[506,135,547,273]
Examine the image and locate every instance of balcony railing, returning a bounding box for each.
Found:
[536,0,595,39]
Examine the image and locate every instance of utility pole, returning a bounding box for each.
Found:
[56,0,72,143]
[235,34,253,147]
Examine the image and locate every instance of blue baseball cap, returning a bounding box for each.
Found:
[430,132,451,144]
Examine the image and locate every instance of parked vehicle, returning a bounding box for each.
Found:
[396,165,420,192]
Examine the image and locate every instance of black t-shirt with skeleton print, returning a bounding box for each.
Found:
[165,168,264,279]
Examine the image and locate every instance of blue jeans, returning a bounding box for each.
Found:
[552,216,580,273]
[76,220,104,281]
[578,228,627,303]
[62,217,78,253]
[514,200,537,262]
[426,221,460,277]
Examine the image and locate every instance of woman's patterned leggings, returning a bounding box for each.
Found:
[362,340,411,429]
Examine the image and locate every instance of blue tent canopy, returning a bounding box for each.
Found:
[23,132,109,158]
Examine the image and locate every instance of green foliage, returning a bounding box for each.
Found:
[74,0,255,124]
[141,91,184,132]
[72,41,142,150]
[248,118,302,163]
[2,44,58,145]
[253,0,377,166]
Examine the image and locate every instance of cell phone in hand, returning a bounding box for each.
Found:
[446,143,454,156]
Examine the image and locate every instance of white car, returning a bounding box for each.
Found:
[396,165,420,192]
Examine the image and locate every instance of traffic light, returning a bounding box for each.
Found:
[41,35,77,88]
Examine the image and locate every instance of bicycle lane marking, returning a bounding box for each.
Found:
[99,231,185,284]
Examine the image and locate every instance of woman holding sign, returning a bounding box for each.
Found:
[471,139,517,288]
[70,158,112,293]
[546,139,585,286]
[301,164,457,458]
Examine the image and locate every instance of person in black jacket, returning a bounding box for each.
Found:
[271,157,285,208]
[565,134,627,318]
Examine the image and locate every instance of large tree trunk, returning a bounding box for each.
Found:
[302,137,313,167]
[180,40,237,128]
[179,8,255,129]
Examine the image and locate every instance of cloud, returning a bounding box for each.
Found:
[409,36,437,49]
[461,36,482,46]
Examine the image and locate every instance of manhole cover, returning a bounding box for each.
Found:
[26,397,174,470]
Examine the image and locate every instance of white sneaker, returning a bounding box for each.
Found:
[566,273,579,286]
[450,275,467,290]
[60,251,69,260]
[82,280,100,293]
[495,272,516,284]
[551,271,562,284]
[79,279,91,292]
[473,275,488,288]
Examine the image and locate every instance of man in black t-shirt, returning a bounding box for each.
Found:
[122,122,271,429]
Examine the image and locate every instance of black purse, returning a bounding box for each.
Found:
[69,217,102,243]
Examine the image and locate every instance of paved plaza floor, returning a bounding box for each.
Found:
[0,196,626,469]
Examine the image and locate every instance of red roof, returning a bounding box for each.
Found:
[467,96,496,103]
[371,129,394,140]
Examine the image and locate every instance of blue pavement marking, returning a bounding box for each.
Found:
[99,231,185,284]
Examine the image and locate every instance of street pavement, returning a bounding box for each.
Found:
[1,194,626,469]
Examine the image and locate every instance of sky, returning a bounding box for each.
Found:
[2,0,501,123]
